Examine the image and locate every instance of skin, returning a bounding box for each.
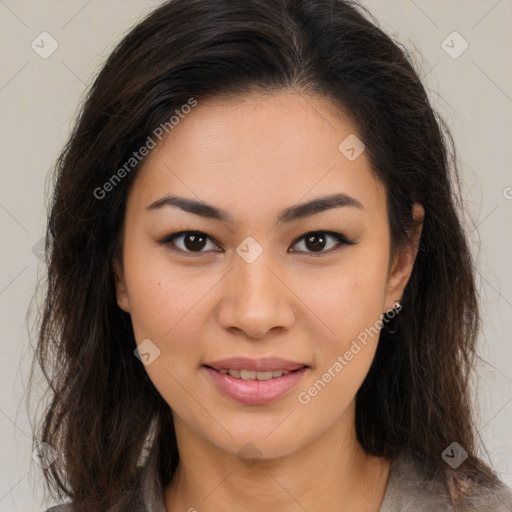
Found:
[113,90,424,512]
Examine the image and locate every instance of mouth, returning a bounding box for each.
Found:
[201,362,309,405]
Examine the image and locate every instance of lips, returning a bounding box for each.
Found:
[202,357,309,405]
[203,357,307,372]
[203,365,308,405]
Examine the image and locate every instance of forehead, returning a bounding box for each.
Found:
[127,91,387,226]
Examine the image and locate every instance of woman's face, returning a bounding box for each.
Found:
[114,91,423,460]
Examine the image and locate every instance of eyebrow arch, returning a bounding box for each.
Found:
[146,193,364,224]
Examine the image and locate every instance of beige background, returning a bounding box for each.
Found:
[0,0,511,510]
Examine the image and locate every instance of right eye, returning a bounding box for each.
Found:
[159,231,221,255]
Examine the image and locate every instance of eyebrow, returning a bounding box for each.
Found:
[146,192,364,224]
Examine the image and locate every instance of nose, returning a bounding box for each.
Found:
[217,248,296,340]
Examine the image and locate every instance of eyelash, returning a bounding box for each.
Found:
[158,230,356,257]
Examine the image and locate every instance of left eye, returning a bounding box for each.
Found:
[290,231,354,255]
[160,230,354,256]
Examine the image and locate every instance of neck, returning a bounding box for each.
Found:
[164,404,390,512]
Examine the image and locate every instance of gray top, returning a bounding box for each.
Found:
[44,448,512,511]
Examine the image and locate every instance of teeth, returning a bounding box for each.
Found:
[255,371,273,380]
[218,368,292,379]
[240,369,256,379]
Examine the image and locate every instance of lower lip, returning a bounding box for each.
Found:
[203,366,308,405]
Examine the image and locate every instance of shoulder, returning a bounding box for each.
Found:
[453,477,512,511]
[381,452,512,512]
[41,466,149,512]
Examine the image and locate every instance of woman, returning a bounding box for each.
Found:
[32,0,512,510]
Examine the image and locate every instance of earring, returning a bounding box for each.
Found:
[382,299,401,334]
[391,300,402,315]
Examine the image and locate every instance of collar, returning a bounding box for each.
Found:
[140,443,167,512]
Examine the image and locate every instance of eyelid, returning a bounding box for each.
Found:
[158,230,356,256]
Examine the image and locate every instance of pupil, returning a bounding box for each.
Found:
[306,233,326,251]
[185,233,206,251]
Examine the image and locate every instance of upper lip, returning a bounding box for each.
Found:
[203,357,307,372]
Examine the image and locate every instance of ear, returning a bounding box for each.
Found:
[112,257,130,313]
[384,203,424,311]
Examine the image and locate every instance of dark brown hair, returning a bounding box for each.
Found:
[28,0,498,510]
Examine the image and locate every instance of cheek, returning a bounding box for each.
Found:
[123,242,207,339]
[295,269,387,419]
[298,251,389,346]
[291,248,388,413]
[122,256,212,410]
